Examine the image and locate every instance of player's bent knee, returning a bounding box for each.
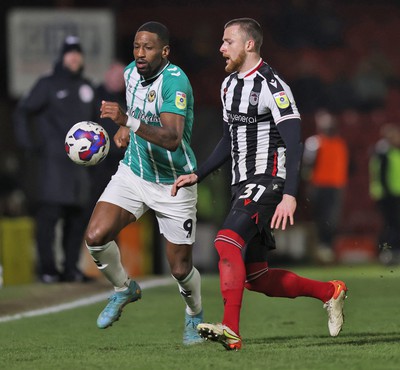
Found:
[85,227,110,247]
[171,269,190,281]
[171,265,192,281]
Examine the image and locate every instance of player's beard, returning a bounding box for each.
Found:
[137,59,165,79]
[136,62,152,78]
[225,50,246,73]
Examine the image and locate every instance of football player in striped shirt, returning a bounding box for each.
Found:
[85,22,203,345]
[172,18,347,350]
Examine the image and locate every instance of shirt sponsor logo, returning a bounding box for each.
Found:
[273,91,289,109]
[127,107,161,124]
[227,112,256,124]
[175,91,187,109]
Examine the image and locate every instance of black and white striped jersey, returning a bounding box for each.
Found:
[221,59,301,185]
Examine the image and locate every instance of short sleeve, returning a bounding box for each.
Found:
[160,68,191,117]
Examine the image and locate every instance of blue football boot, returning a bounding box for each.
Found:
[183,310,204,345]
[97,280,142,329]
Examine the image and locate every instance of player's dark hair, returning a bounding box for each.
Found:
[137,21,170,46]
[225,18,263,52]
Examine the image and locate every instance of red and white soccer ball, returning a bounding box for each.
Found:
[65,121,110,166]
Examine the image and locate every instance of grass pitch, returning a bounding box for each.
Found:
[0,264,399,370]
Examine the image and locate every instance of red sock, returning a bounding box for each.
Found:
[215,229,246,334]
[245,263,334,303]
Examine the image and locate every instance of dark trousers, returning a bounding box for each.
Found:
[377,196,400,251]
[310,186,344,248]
[35,203,88,276]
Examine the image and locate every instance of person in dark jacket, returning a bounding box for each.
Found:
[14,36,98,283]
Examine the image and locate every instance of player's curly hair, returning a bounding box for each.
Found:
[225,18,263,53]
[137,21,170,46]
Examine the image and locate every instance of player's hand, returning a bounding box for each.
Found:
[114,126,130,148]
[171,173,198,196]
[100,100,128,126]
[270,194,297,231]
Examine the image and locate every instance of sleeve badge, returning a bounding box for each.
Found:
[273,91,290,109]
[175,91,187,110]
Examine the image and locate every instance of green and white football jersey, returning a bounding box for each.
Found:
[122,61,197,184]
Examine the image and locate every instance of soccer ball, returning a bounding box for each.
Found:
[65,121,110,166]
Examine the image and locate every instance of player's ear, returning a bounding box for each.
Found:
[162,45,170,58]
[246,39,255,52]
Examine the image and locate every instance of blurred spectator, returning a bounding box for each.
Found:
[290,52,327,114]
[13,36,98,283]
[369,123,400,265]
[352,47,394,112]
[303,110,350,263]
[88,61,127,211]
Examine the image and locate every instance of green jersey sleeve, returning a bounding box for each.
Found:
[160,66,192,117]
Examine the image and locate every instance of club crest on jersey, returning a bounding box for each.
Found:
[249,91,260,106]
[175,91,187,110]
[147,90,156,103]
[273,91,290,109]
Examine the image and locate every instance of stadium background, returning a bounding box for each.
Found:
[1,0,400,283]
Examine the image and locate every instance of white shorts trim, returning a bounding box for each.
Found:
[99,163,197,244]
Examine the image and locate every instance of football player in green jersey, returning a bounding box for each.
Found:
[85,22,203,345]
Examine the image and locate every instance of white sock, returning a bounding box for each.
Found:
[173,266,202,316]
[86,241,130,290]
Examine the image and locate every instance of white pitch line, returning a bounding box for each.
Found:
[0,277,173,324]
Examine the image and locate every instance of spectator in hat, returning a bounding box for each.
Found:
[14,35,99,283]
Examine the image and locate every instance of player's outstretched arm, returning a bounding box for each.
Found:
[171,173,199,196]
[101,100,183,152]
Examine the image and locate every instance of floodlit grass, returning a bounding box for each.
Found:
[1,265,400,370]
